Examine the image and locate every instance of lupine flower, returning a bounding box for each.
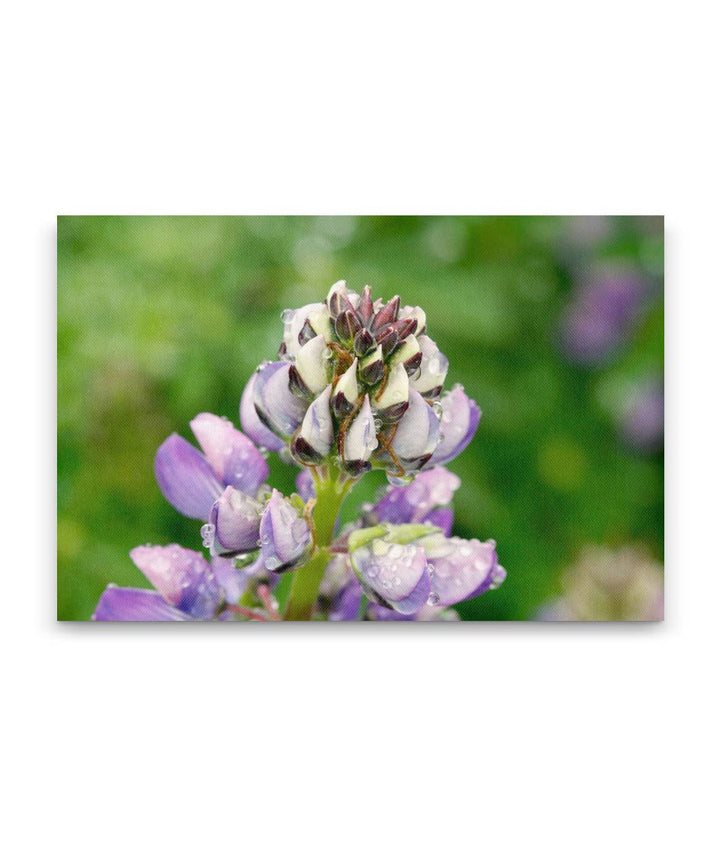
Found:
[93,544,246,621]
[560,269,655,365]
[241,280,480,480]
[538,545,663,621]
[206,486,264,557]
[93,279,506,622]
[347,523,504,616]
[348,524,433,615]
[154,412,269,520]
[312,466,504,620]
[258,489,312,571]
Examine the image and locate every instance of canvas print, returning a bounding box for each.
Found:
[57,216,664,621]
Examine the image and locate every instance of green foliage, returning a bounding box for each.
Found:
[57,216,663,620]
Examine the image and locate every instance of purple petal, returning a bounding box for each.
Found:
[92,587,191,621]
[154,434,223,520]
[209,486,263,556]
[130,544,221,618]
[423,507,454,536]
[259,489,311,571]
[254,362,308,439]
[374,467,460,526]
[240,373,285,452]
[430,386,481,466]
[329,577,364,621]
[190,412,269,495]
[422,535,502,606]
[351,538,431,615]
[296,468,316,501]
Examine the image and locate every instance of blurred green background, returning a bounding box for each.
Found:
[57,216,663,620]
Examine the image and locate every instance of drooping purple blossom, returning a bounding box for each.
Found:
[259,489,312,572]
[93,544,248,621]
[154,413,269,520]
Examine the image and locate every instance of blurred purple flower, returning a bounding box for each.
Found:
[620,378,664,452]
[560,269,654,365]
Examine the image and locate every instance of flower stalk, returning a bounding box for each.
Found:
[283,463,354,620]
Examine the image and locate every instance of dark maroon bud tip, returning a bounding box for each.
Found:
[331,391,353,419]
[372,295,400,331]
[359,359,384,387]
[357,285,374,324]
[342,459,372,477]
[375,327,399,353]
[377,400,409,424]
[335,309,362,343]
[353,328,375,356]
[298,318,317,347]
[288,365,311,398]
[394,318,418,340]
[278,341,288,358]
[329,292,352,319]
[291,436,324,465]
[404,352,422,378]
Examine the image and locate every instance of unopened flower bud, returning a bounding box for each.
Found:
[282,303,332,358]
[334,308,362,344]
[353,328,375,356]
[372,362,409,423]
[389,388,440,470]
[375,325,400,354]
[291,385,334,464]
[371,295,400,331]
[327,280,357,318]
[331,358,360,417]
[359,346,384,386]
[289,335,330,397]
[398,305,427,337]
[259,489,312,572]
[254,361,309,439]
[390,333,422,378]
[342,396,377,475]
[209,486,263,557]
[357,284,374,325]
[410,335,448,398]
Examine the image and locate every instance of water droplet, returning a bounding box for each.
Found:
[281,308,296,323]
[200,523,215,549]
[427,563,435,577]
[432,402,443,419]
[322,347,333,360]
[265,556,281,570]
[427,592,440,606]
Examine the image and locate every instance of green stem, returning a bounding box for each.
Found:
[283,464,353,621]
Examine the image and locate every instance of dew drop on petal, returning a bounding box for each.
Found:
[281,309,296,323]
[427,592,440,606]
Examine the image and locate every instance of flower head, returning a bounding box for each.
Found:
[241,280,481,480]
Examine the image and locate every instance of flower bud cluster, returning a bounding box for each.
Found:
[242,280,478,479]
